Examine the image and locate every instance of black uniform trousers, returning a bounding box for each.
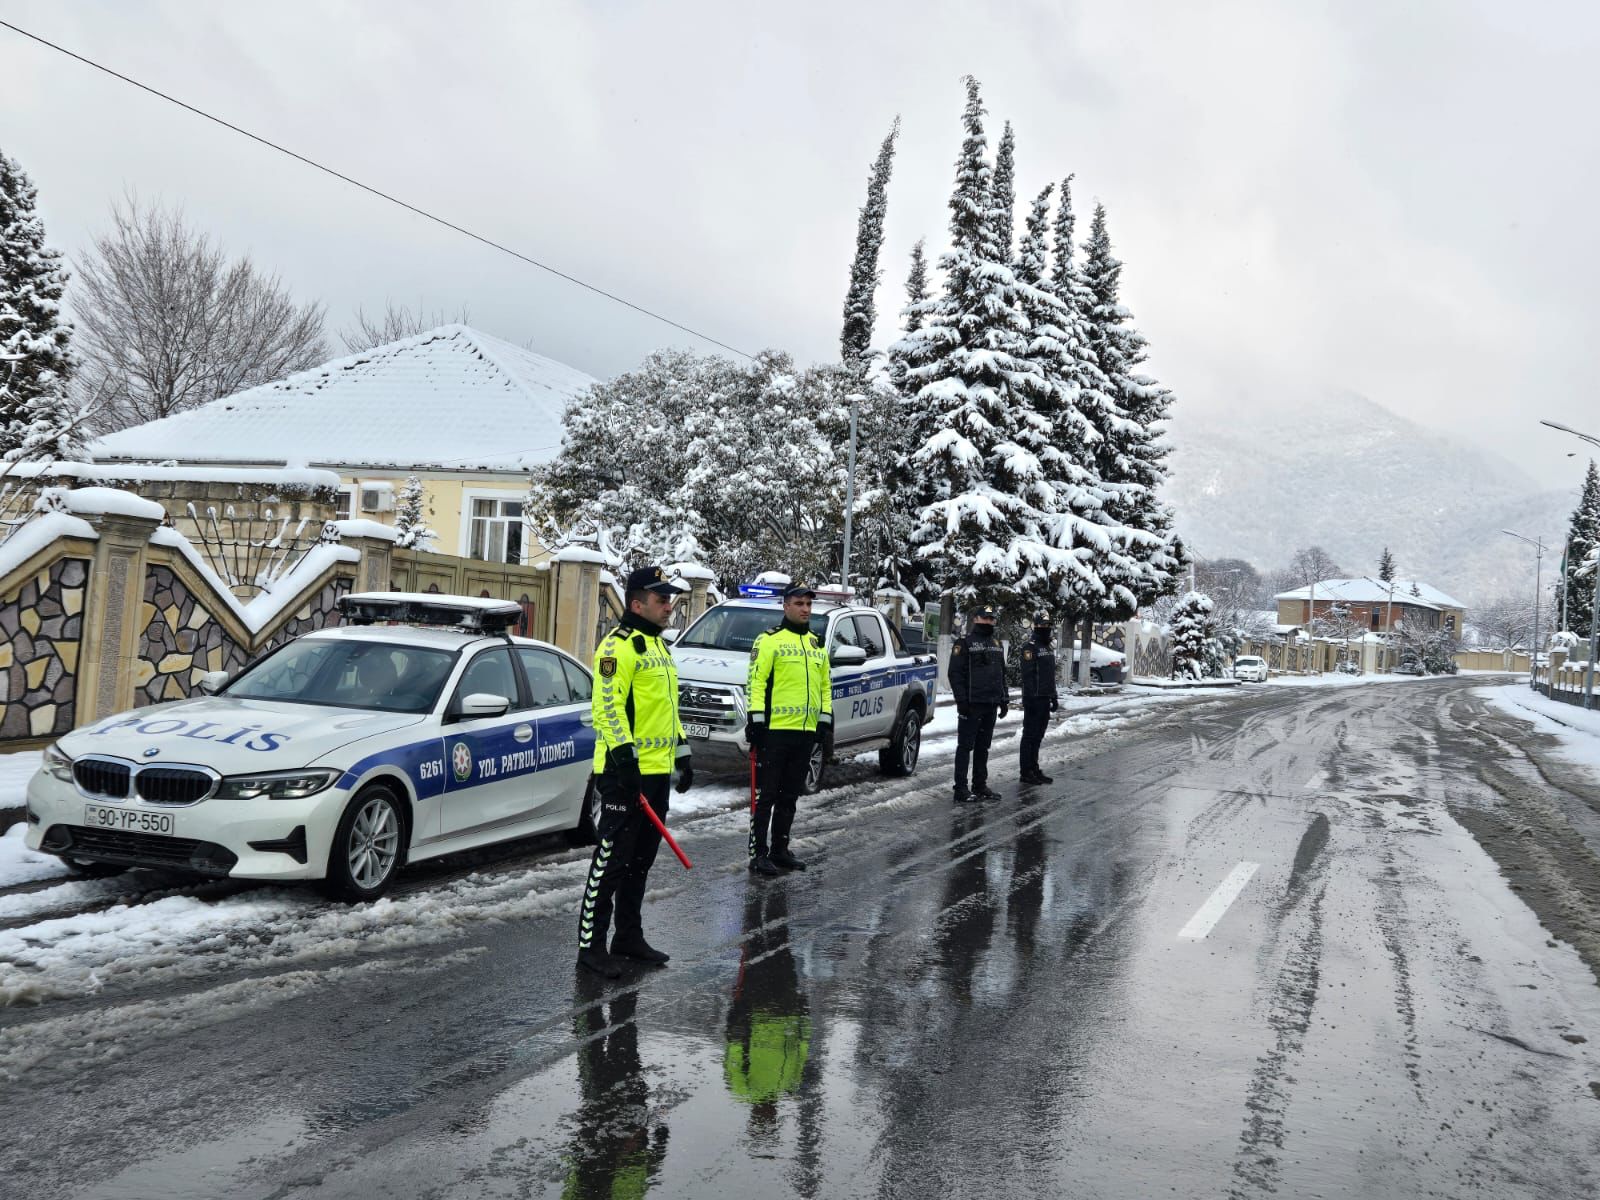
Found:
[1019,697,1051,775]
[578,768,670,950]
[954,704,998,790]
[751,729,813,859]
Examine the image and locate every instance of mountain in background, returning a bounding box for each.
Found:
[1163,391,1576,607]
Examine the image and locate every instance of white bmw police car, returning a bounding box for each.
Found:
[22,594,598,900]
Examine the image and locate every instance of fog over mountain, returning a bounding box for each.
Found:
[1164,393,1575,606]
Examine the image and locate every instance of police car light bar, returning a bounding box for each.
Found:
[737,583,784,598]
[338,592,523,634]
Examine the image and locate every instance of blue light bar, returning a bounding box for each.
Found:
[737,583,784,598]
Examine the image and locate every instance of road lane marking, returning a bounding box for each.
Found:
[1303,770,1326,790]
[1178,861,1261,939]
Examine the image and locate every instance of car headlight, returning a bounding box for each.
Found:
[215,769,341,800]
[42,743,74,783]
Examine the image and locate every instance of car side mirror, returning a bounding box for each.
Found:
[832,645,868,667]
[661,627,680,644]
[198,670,230,695]
[458,692,511,719]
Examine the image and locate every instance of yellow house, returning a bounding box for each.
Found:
[89,325,597,566]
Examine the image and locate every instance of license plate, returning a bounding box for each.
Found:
[83,804,175,836]
[684,723,711,740]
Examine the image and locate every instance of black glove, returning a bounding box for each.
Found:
[745,719,765,751]
[1050,695,1060,712]
[609,743,642,799]
[1000,701,1010,719]
[956,703,971,719]
[815,718,832,747]
[674,753,693,794]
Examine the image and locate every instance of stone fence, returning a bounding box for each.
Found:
[0,489,650,751]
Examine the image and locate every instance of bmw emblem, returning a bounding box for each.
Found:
[142,747,161,758]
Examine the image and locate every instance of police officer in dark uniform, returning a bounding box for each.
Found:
[948,603,1008,802]
[1018,611,1061,784]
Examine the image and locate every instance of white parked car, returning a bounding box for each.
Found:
[1069,641,1126,684]
[1231,655,1269,682]
[22,594,598,901]
[669,585,938,793]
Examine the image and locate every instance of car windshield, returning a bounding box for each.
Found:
[677,606,829,651]
[226,639,457,713]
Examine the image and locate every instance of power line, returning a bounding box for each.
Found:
[0,18,755,360]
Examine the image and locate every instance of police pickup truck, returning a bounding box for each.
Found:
[668,586,938,793]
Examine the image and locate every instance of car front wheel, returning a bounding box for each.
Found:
[324,783,404,902]
[801,737,829,795]
[879,706,922,777]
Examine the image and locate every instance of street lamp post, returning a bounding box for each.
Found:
[1501,529,1547,691]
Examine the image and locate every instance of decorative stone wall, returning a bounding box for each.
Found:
[0,559,87,739]
[135,565,351,707]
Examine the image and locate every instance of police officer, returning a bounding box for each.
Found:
[744,581,832,876]
[579,565,692,978]
[948,603,1007,802]
[1019,611,1061,784]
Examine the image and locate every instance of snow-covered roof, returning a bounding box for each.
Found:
[88,325,597,474]
[1273,578,1466,610]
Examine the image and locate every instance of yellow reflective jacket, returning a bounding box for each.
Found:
[747,622,832,734]
[592,618,686,774]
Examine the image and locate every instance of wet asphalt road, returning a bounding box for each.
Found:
[3,677,1600,1199]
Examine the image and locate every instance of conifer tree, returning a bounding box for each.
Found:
[1560,460,1600,637]
[0,149,81,462]
[1079,202,1183,615]
[902,239,929,334]
[1379,547,1396,583]
[991,122,1016,263]
[840,117,901,365]
[895,78,1049,610]
[393,475,436,550]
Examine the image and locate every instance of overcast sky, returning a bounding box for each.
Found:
[2,0,1597,482]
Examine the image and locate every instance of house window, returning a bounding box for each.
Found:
[1371,607,1381,630]
[334,486,357,521]
[1445,613,1456,633]
[467,497,525,564]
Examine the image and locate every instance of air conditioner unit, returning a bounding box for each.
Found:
[359,482,395,513]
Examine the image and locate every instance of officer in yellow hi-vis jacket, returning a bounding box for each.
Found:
[743,582,831,876]
[578,565,691,979]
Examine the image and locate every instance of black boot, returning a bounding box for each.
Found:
[1033,770,1054,784]
[974,783,1002,801]
[770,849,807,871]
[611,935,670,965]
[954,783,972,803]
[577,947,622,978]
[749,855,782,877]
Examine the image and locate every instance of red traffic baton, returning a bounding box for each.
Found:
[638,791,692,870]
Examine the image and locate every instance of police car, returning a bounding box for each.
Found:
[669,584,938,792]
[21,594,598,901]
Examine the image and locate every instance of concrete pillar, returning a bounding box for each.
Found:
[550,556,604,661]
[78,511,163,722]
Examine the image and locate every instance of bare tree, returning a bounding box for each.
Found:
[340,301,471,353]
[1289,545,1343,586]
[1471,594,1537,649]
[73,197,327,433]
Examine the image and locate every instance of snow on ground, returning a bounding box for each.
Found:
[0,686,1211,1015]
[1258,670,1442,689]
[1478,684,1600,778]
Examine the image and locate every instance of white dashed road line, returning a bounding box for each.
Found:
[1177,861,1261,940]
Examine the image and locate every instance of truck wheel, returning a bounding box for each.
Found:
[323,783,404,902]
[879,706,922,777]
[802,738,828,795]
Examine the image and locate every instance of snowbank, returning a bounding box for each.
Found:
[1478,685,1600,777]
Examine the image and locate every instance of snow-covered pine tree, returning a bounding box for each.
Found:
[1011,183,1134,620]
[894,78,1050,612]
[1560,460,1599,638]
[840,116,901,365]
[393,475,435,550]
[0,149,81,463]
[902,239,929,335]
[1378,547,1396,583]
[1170,591,1213,679]
[1079,201,1184,616]
[991,122,1016,263]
